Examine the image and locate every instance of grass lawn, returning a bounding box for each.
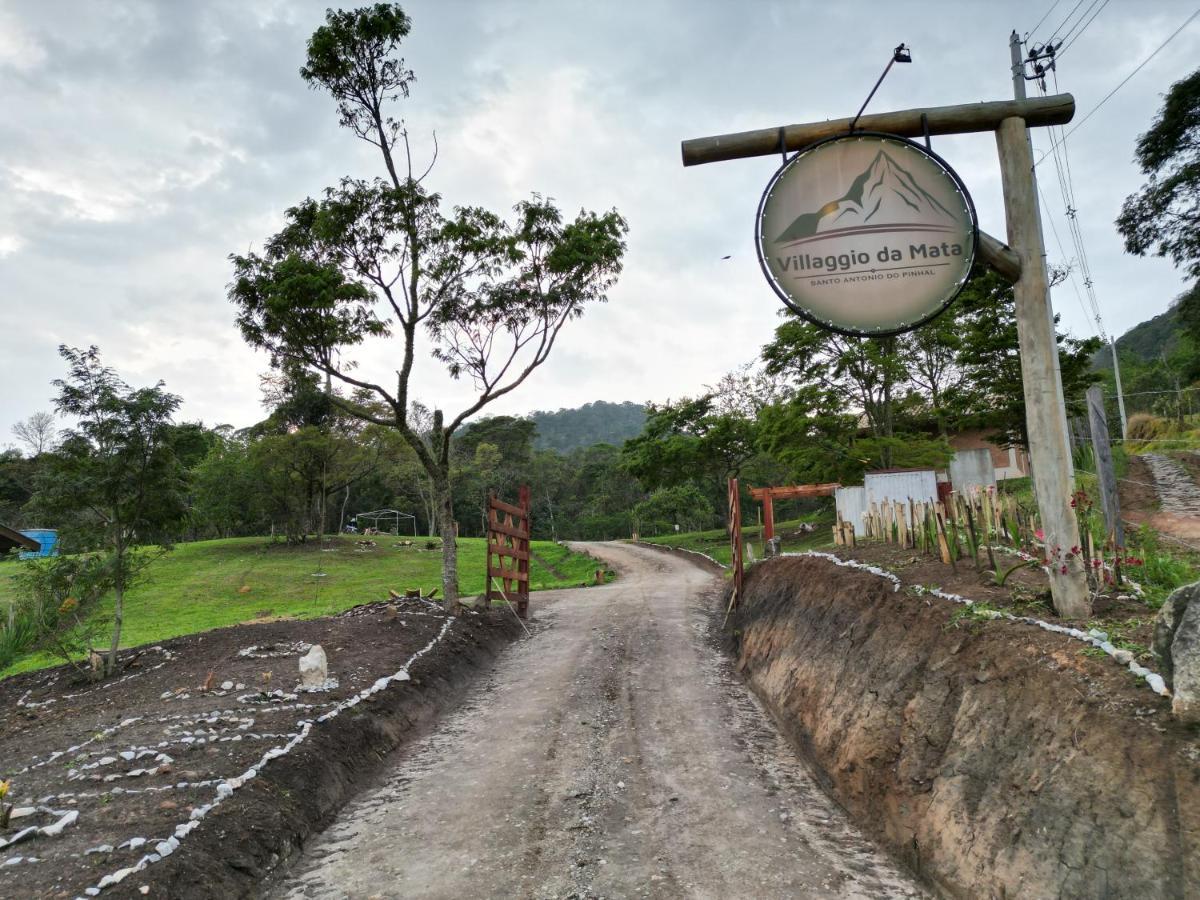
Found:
[639,510,836,567]
[0,534,604,678]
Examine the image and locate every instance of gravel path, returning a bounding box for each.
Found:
[1142,453,1200,516]
[263,542,925,899]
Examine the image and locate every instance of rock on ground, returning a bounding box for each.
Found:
[298,645,328,689]
[1156,581,1200,723]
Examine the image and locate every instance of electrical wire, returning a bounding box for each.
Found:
[1057,0,1111,56]
[1054,0,1105,51]
[1034,7,1200,167]
[1042,0,1090,47]
[1027,0,1065,45]
[1037,179,1102,338]
[1110,388,1200,398]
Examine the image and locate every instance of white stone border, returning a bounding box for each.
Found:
[777,551,1170,699]
[781,550,901,592]
[634,541,728,569]
[78,616,455,897]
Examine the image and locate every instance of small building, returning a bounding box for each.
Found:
[947,430,1029,481]
[837,468,939,537]
[0,524,40,555]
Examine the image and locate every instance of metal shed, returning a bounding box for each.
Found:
[864,470,939,509]
[834,486,869,537]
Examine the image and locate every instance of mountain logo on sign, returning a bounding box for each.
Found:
[775,149,959,245]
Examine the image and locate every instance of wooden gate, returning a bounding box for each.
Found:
[727,477,744,612]
[486,485,531,617]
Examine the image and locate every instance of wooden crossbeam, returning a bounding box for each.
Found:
[486,518,529,541]
[488,544,529,561]
[489,497,526,518]
[749,483,840,501]
[680,94,1074,167]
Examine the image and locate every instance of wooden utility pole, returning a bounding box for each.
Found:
[682,88,1094,618]
[1086,385,1124,547]
[1010,32,1073,484]
[993,117,1089,618]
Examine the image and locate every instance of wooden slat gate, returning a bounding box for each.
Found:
[486,485,531,617]
[728,477,744,610]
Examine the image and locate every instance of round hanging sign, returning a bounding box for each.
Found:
[755,132,977,337]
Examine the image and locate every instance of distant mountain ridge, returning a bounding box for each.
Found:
[528,401,646,453]
[1093,303,1182,371]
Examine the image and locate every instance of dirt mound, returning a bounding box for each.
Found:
[731,555,1200,899]
[0,603,520,899]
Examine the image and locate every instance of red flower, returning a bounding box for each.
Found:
[1060,564,1069,574]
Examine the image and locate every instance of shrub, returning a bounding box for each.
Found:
[1126,413,1166,441]
[8,554,116,677]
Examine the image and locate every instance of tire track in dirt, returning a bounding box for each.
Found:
[263,543,925,899]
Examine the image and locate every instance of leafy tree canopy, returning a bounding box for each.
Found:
[1117,67,1200,277]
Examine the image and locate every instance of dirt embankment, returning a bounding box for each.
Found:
[731,556,1200,899]
[0,603,521,900]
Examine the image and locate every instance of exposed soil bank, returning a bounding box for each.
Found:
[136,611,521,900]
[0,603,520,900]
[732,555,1200,899]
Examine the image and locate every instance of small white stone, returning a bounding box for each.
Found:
[120,751,135,761]
[299,645,329,688]
[39,810,77,836]
[221,681,234,691]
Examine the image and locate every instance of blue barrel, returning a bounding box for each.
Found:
[19,529,59,559]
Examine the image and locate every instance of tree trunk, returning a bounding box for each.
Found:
[436,474,460,613]
[107,537,124,677]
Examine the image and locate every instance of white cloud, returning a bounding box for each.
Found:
[0,234,23,257]
[0,0,1198,438]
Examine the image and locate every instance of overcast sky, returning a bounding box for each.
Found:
[1,0,1197,443]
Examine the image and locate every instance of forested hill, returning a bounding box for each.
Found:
[1094,304,1181,370]
[528,401,646,452]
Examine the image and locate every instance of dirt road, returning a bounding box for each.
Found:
[265,542,924,899]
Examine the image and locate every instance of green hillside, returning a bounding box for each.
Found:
[0,535,604,677]
[528,400,647,452]
[1094,303,1181,370]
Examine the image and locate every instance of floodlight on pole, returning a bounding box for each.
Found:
[849,43,912,133]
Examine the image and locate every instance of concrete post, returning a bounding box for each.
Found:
[1086,385,1125,547]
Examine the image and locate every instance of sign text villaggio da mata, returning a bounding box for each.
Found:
[755,133,978,337]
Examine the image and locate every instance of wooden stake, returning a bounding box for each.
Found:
[934,507,953,566]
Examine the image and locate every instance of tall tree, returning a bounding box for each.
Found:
[1117,67,1200,277]
[11,411,57,457]
[230,5,626,611]
[947,268,1101,448]
[33,347,185,676]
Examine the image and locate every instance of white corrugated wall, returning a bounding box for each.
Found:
[835,486,868,536]
[863,471,939,509]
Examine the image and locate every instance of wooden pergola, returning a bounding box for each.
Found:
[749,484,840,540]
